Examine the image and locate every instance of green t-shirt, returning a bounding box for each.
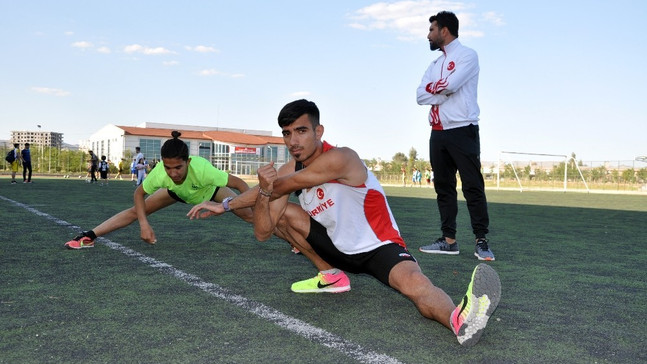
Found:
[142,156,229,204]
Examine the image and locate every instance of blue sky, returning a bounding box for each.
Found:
[1,0,646,163]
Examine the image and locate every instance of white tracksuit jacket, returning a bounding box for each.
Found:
[416,39,480,130]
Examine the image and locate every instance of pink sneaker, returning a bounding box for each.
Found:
[291,271,351,293]
[64,236,95,249]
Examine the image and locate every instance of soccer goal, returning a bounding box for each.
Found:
[495,151,590,192]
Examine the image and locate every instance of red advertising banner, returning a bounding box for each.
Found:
[234,146,258,154]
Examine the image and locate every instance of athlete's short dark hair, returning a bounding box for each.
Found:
[161,131,189,161]
[278,99,320,129]
[430,11,459,38]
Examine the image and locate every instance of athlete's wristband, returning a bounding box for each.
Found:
[222,196,233,212]
[259,188,272,197]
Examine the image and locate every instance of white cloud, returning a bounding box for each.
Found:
[199,69,223,76]
[163,60,179,66]
[31,87,71,97]
[185,45,219,53]
[97,46,111,54]
[72,42,113,54]
[124,44,174,55]
[71,41,93,49]
[348,1,500,41]
[482,11,505,26]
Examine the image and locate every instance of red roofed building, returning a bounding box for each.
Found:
[86,122,288,174]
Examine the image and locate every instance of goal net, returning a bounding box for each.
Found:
[494,151,589,192]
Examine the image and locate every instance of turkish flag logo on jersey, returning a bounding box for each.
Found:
[316,188,325,200]
[447,61,455,71]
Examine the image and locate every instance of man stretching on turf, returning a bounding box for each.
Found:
[64,131,253,249]
[188,99,501,346]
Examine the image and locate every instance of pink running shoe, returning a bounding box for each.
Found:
[64,235,95,249]
[291,271,351,293]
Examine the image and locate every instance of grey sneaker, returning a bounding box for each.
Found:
[419,237,460,255]
[474,238,495,261]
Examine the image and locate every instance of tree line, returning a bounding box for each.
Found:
[364,150,647,185]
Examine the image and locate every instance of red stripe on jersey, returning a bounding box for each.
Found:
[363,189,406,248]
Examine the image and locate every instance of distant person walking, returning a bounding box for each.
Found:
[98,155,110,186]
[8,143,21,184]
[21,143,32,183]
[132,146,144,183]
[135,157,147,186]
[416,11,495,261]
[88,150,99,183]
[115,159,125,180]
[413,167,422,187]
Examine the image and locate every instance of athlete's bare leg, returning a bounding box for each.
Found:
[92,189,177,237]
[388,261,456,329]
[273,202,335,272]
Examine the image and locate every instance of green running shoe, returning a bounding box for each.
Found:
[450,263,501,346]
[291,271,351,293]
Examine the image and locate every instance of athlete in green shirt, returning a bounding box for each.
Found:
[64,131,252,249]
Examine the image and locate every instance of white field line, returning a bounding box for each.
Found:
[0,195,403,364]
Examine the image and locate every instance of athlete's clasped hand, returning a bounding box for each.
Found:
[256,162,277,194]
[187,201,226,220]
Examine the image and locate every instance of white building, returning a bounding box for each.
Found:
[87,122,288,175]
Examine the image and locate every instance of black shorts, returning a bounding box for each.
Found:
[168,187,220,204]
[306,217,417,286]
[100,171,108,179]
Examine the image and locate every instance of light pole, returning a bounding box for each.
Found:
[37,124,42,172]
[47,131,51,173]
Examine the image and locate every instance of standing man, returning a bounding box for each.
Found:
[133,146,144,184]
[21,143,32,183]
[425,167,432,186]
[98,155,110,186]
[133,147,144,168]
[88,150,99,183]
[188,100,501,347]
[9,143,21,184]
[416,11,495,261]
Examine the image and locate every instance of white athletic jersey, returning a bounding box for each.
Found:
[297,142,406,255]
[416,39,480,131]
